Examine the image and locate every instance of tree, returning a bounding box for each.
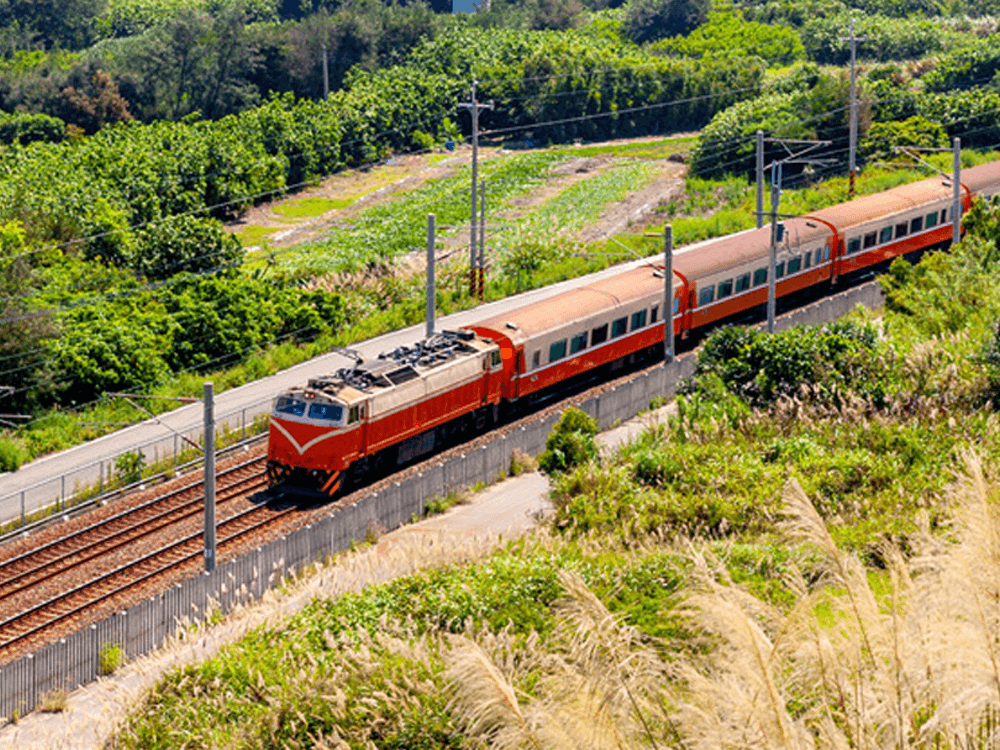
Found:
[623,0,710,45]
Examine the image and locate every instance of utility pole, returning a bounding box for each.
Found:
[664,225,673,362]
[458,82,493,298]
[322,45,329,100]
[762,138,835,333]
[756,130,765,229]
[953,137,962,247]
[478,181,486,300]
[426,214,435,338]
[841,18,866,198]
[768,161,780,333]
[203,382,216,573]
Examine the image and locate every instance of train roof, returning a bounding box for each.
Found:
[673,218,830,279]
[805,175,954,232]
[285,332,494,404]
[961,160,1000,196]
[473,265,667,344]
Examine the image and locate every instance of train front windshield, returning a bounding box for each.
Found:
[273,396,345,424]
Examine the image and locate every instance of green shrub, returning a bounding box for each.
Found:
[0,437,27,472]
[99,642,123,675]
[114,451,144,485]
[538,407,599,474]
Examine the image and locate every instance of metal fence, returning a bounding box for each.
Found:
[0,281,885,721]
[0,396,275,534]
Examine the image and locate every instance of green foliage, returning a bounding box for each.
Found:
[99,642,124,675]
[0,112,66,145]
[133,216,243,280]
[922,33,1000,92]
[862,115,948,164]
[0,436,28,472]
[538,407,599,474]
[694,320,887,406]
[690,91,809,178]
[622,0,711,44]
[800,11,944,64]
[916,88,1000,148]
[652,9,804,66]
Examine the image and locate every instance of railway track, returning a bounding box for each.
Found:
[0,456,277,662]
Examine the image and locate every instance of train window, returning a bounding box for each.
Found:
[698,286,715,306]
[788,256,802,274]
[309,403,343,422]
[491,350,502,367]
[941,208,948,224]
[847,238,861,254]
[570,332,587,354]
[822,246,830,262]
[717,279,734,299]
[753,268,767,286]
[612,317,628,338]
[275,397,306,416]
[895,222,908,239]
[591,323,608,345]
[348,406,360,424]
[879,226,893,244]
[925,211,938,228]
[650,305,658,324]
[911,216,923,233]
[674,296,680,314]
[803,251,812,269]
[631,310,647,330]
[864,232,877,249]
[775,262,785,279]
[532,351,540,369]
[549,339,567,362]
[736,273,751,292]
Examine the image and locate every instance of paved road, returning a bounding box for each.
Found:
[0,390,670,749]
[0,230,737,527]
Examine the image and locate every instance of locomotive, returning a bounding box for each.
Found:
[266,160,1000,493]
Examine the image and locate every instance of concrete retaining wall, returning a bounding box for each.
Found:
[0,280,883,720]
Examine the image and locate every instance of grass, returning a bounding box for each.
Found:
[555,135,697,159]
[229,225,276,245]
[270,196,352,218]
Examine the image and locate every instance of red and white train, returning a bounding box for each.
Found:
[267,160,1000,493]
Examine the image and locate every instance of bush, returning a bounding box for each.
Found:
[114,451,144,485]
[623,0,711,44]
[538,407,599,474]
[99,642,123,675]
[862,116,948,164]
[0,436,28,472]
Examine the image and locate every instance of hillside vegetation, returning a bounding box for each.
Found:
[0,0,998,472]
[107,199,1000,748]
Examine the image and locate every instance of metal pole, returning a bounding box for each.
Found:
[842,19,865,198]
[848,19,857,198]
[426,213,436,338]
[479,180,486,300]
[768,162,780,334]
[203,382,216,573]
[756,130,764,229]
[664,225,674,362]
[322,45,329,100]
[953,137,962,247]
[469,82,479,298]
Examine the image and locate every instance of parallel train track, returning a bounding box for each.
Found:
[0,456,279,662]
